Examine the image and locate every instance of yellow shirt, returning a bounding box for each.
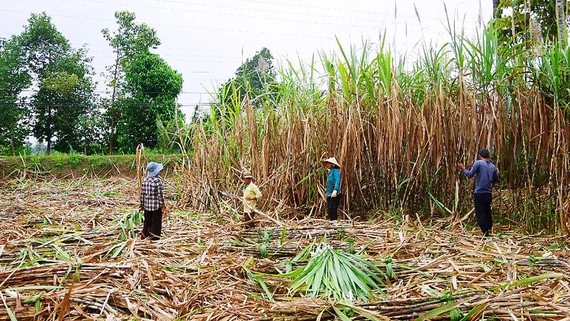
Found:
[243,182,262,213]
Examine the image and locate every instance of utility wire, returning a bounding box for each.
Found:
[0,9,335,40]
[0,7,478,39]
[78,0,455,29]
[137,0,471,24]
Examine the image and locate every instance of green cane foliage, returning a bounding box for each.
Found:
[459,301,489,321]
[116,210,143,240]
[287,242,385,303]
[373,41,393,100]
[334,38,358,102]
[492,273,563,290]
[23,293,43,313]
[383,255,394,279]
[242,257,274,301]
[333,303,386,321]
[538,44,570,107]
[244,242,385,303]
[414,300,463,321]
[418,43,452,96]
[443,3,467,74]
[466,26,525,98]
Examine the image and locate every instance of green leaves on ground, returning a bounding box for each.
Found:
[247,241,385,303]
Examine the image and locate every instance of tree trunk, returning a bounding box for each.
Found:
[555,0,567,46]
[46,105,52,155]
[108,50,120,154]
[492,0,500,19]
[10,135,15,156]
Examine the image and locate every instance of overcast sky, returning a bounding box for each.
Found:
[1,0,492,119]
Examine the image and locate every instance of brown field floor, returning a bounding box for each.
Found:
[0,177,569,320]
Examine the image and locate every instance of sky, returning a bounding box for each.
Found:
[1,0,492,120]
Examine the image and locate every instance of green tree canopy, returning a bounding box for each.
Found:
[217,47,278,111]
[16,13,97,154]
[117,51,183,151]
[0,36,32,155]
[492,0,567,46]
[102,11,161,153]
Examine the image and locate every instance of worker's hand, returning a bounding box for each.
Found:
[162,206,168,217]
[139,206,144,212]
[456,162,464,170]
[331,190,338,198]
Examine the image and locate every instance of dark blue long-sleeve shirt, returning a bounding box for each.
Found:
[461,159,498,194]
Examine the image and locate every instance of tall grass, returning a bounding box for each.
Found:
[178,28,570,234]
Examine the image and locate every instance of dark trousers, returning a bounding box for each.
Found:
[327,196,340,220]
[244,211,255,228]
[142,209,163,239]
[474,193,493,236]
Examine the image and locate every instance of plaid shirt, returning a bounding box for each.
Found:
[140,176,165,211]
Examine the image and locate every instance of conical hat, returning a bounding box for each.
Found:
[321,157,340,168]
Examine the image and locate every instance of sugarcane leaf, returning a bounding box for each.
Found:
[493,273,563,290]
[332,305,353,321]
[337,302,389,321]
[414,300,463,321]
[460,301,489,321]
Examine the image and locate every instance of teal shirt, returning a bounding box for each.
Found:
[326,168,341,196]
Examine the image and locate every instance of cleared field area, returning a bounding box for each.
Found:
[0,177,569,320]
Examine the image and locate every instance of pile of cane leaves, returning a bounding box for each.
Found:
[244,241,387,319]
[285,242,385,302]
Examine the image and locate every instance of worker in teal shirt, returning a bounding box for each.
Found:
[321,157,341,220]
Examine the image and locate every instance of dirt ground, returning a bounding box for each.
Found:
[0,176,569,320]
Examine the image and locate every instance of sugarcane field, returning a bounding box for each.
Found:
[0,150,568,320]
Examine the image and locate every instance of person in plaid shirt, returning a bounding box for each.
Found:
[140,162,167,239]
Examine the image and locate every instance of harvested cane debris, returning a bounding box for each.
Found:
[0,177,569,320]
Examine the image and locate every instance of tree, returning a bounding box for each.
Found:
[217,47,278,111]
[102,11,161,153]
[493,0,500,19]
[0,36,31,155]
[492,0,567,45]
[117,52,183,150]
[16,13,96,154]
[33,49,96,153]
[555,0,567,46]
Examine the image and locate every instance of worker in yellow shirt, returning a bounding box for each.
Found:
[242,172,262,227]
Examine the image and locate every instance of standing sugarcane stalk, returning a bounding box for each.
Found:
[136,144,144,196]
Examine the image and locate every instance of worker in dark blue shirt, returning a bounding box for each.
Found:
[457,148,499,236]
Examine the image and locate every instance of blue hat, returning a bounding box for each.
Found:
[147,162,163,177]
[479,148,490,158]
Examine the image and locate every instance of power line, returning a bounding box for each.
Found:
[141,0,470,24]
[0,9,336,40]
[78,0,439,30]
[0,6,479,41]
[0,8,480,66]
